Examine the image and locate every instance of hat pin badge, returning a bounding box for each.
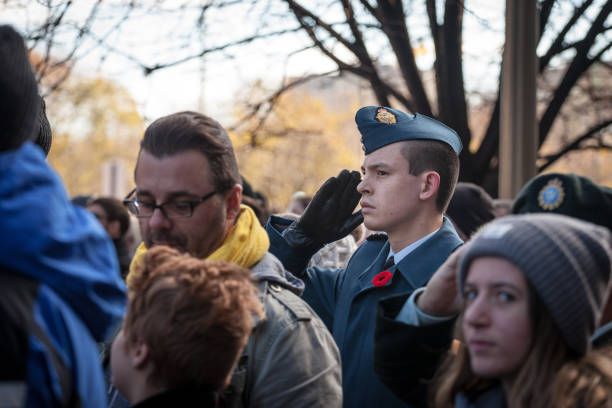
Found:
[538,178,565,211]
[375,108,396,124]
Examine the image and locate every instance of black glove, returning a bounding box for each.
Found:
[286,170,363,248]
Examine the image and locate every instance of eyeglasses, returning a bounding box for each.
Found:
[123,188,217,219]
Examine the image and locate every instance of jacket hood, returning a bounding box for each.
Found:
[251,252,305,296]
[0,142,126,341]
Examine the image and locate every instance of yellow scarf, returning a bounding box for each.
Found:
[126,204,270,288]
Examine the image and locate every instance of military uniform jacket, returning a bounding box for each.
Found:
[267,216,463,408]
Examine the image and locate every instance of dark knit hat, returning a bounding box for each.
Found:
[446,182,495,238]
[35,96,52,156]
[355,106,462,155]
[0,25,40,152]
[512,173,612,232]
[458,214,612,355]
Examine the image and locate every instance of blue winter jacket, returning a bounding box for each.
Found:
[267,216,462,408]
[0,142,127,407]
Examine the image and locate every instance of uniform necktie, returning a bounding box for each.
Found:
[373,256,395,287]
[382,256,395,270]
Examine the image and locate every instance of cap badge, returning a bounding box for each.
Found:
[538,178,565,211]
[375,108,396,124]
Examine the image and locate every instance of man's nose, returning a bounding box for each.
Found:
[148,207,172,230]
[357,177,369,195]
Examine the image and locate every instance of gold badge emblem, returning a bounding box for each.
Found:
[375,108,396,124]
[537,178,565,211]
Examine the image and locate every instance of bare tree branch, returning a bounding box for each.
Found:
[426,0,439,51]
[283,0,356,52]
[282,0,393,106]
[357,0,377,17]
[228,69,340,146]
[539,0,557,39]
[7,0,611,196]
[539,0,595,72]
[375,0,432,114]
[539,0,612,145]
[538,119,612,171]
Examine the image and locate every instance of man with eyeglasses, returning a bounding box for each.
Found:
[118,111,342,408]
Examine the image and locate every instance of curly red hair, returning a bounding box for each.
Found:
[123,246,263,391]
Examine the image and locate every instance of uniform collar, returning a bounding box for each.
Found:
[387,227,440,264]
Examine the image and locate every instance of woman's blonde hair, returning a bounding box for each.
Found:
[552,345,612,408]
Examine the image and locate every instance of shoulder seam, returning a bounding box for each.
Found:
[266,284,312,322]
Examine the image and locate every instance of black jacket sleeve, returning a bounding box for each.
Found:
[374,292,456,407]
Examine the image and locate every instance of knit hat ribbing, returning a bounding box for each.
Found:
[458,213,612,355]
[0,25,40,151]
[35,96,52,156]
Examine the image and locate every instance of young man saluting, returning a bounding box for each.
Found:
[267,106,463,407]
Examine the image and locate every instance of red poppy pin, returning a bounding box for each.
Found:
[372,270,393,287]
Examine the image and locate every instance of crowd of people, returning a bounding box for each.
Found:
[2,24,612,407]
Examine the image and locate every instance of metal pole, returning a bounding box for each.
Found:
[499,0,538,199]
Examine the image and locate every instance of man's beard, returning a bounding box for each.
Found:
[145,231,189,253]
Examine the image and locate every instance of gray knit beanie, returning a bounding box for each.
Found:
[458,213,612,355]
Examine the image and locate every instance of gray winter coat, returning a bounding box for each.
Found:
[221,252,342,408]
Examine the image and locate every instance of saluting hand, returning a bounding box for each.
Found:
[298,169,363,245]
[417,247,465,317]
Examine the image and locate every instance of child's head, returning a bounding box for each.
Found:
[111,246,263,403]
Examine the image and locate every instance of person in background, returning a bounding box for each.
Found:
[492,198,512,218]
[285,191,359,269]
[241,176,271,226]
[445,182,496,240]
[511,172,612,231]
[111,246,263,407]
[88,197,132,278]
[72,195,92,207]
[278,212,358,270]
[0,24,125,407]
[286,191,311,215]
[124,216,143,259]
[512,172,612,347]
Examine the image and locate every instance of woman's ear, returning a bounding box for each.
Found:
[419,171,440,201]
